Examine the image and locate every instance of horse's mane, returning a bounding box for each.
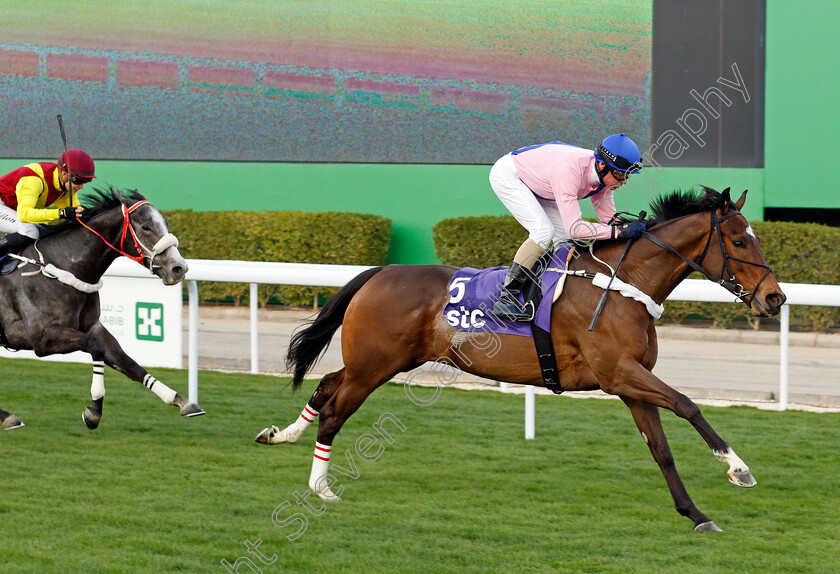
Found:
[37,186,147,238]
[645,186,735,226]
[82,186,147,216]
[588,186,735,250]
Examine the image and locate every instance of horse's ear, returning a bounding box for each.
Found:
[109,188,126,206]
[720,187,732,213]
[114,189,139,207]
[735,189,748,210]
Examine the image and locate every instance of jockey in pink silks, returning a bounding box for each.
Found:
[489,133,644,321]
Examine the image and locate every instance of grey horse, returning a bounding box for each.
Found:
[0,187,203,431]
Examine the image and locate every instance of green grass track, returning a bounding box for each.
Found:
[1,357,838,573]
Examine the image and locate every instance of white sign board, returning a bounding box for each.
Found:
[0,276,182,368]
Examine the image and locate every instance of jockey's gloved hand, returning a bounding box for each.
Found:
[58,207,79,221]
[616,221,646,239]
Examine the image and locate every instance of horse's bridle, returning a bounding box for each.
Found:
[79,200,179,271]
[640,207,773,307]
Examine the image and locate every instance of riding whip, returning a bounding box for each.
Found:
[56,114,73,208]
[587,210,647,332]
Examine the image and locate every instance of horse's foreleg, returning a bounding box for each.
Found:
[256,369,345,445]
[608,361,755,491]
[36,325,114,428]
[82,361,105,429]
[620,396,721,532]
[88,323,204,417]
[0,408,24,430]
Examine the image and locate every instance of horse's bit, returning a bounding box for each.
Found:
[641,207,773,307]
[80,200,179,271]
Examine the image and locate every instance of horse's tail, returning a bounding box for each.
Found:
[286,266,385,390]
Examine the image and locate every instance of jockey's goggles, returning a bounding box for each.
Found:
[609,158,642,180]
[609,167,638,181]
[70,175,92,185]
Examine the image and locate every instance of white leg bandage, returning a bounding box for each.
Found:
[256,405,318,445]
[143,374,177,404]
[309,442,340,501]
[280,405,318,443]
[300,404,318,424]
[90,361,106,400]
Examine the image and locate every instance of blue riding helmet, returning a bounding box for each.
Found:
[595,133,643,174]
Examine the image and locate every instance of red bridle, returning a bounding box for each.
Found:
[78,200,151,266]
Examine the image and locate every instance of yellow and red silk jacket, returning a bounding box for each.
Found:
[0,162,79,223]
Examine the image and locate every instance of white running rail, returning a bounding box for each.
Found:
[104,259,840,425]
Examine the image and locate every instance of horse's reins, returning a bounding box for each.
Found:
[586,206,773,331]
[640,207,772,307]
[78,200,179,271]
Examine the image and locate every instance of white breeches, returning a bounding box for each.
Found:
[0,204,40,239]
[489,153,569,249]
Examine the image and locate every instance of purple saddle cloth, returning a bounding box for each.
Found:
[444,245,573,337]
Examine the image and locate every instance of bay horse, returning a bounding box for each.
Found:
[0,187,204,431]
[258,187,785,532]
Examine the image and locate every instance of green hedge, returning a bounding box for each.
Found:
[665,221,840,330]
[163,210,391,306]
[432,216,840,331]
[433,215,526,268]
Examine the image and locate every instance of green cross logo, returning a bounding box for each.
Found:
[136,302,164,342]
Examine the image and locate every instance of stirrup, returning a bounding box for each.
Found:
[492,298,535,322]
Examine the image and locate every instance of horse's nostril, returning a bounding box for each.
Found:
[766,292,786,309]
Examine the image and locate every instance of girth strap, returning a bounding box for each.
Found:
[531,324,562,394]
[525,270,562,394]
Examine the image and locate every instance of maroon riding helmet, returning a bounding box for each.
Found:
[58,149,96,181]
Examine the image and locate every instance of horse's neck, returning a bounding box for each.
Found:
[577,215,711,305]
[38,212,124,284]
[626,216,713,304]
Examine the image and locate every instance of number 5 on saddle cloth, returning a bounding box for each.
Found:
[443,246,575,394]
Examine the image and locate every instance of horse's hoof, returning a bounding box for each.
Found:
[180,403,205,417]
[82,407,101,430]
[311,487,341,502]
[728,470,756,488]
[255,426,278,444]
[694,521,723,533]
[255,425,289,445]
[2,414,25,430]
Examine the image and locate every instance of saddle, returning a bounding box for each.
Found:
[444,247,575,394]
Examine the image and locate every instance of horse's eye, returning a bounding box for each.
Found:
[733,239,746,248]
[141,225,151,232]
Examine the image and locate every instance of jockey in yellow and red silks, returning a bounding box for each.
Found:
[0,149,93,257]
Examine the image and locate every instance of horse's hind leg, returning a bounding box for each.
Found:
[256,369,345,445]
[82,361,105,429]
[89,323,204,417]
[0,408,24,430]
[621,396,721,532]
[308,369,396,501]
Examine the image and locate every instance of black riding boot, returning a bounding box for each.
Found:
[492,262,536,321]
[0,233,33,258]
